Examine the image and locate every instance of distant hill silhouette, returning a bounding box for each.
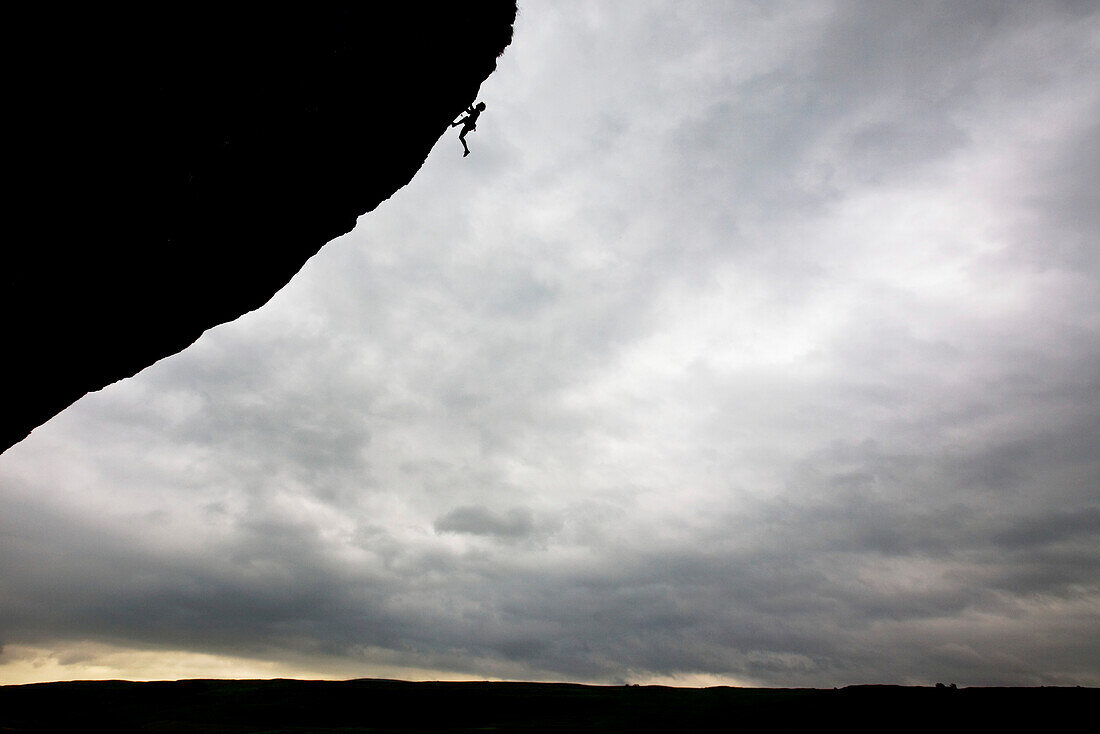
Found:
[0,679,1094,732]
[2,3,517,454]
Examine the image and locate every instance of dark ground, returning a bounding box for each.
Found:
[0,679,1094,733]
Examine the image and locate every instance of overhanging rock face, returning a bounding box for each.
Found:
[3,3,517,453]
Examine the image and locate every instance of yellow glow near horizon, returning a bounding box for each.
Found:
[0,642,485,686]
[0,641,759,688]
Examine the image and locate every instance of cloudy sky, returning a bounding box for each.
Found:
[2,1,1099,687]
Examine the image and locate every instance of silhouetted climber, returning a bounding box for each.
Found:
[451,102,486,157]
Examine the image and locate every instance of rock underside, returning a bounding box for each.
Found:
[3,3,518,453]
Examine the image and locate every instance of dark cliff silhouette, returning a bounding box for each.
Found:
[2,4,517,454]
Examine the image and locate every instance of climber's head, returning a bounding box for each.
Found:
[476,102,487,111]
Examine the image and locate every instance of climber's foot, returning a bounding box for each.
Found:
[463,150,470,157]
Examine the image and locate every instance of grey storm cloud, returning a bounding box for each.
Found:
[434,506,537,540]
[1,0,1098,687]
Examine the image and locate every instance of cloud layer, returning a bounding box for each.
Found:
[2,1,1098,686]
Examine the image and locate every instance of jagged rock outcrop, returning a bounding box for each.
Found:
[3,4,517,454]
